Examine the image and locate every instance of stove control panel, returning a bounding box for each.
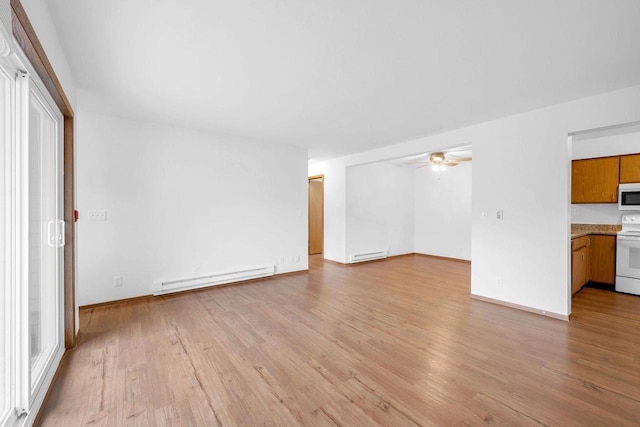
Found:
[621,215,640,234]
[622,215,640,224]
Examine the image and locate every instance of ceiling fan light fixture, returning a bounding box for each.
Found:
[430,152,445,163]
[403,150,470,169]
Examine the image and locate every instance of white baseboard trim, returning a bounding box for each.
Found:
[471,294,570,321]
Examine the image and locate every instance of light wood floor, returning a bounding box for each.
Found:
[40,255,640,426]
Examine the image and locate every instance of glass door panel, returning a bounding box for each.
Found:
[20,75,64,410]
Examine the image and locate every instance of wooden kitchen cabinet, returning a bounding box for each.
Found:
[571,157,620,203]
[620,154,640,183]
[589,235,616,285]
[571,236,590,295]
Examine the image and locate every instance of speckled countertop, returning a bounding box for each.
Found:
[571,224,621,239]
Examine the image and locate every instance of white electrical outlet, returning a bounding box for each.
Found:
[294,255,300,263]
[279,256,285,264]
[113,276,122,287]
[496,276,503,287]
[88,210,106,221]
[496,210,503,220]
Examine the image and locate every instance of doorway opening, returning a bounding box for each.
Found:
[568,121,640,315]
[308,175,324,255]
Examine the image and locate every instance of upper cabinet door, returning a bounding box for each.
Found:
[620,154,640,183]
[571,157,620,203]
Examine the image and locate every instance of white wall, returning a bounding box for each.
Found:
[571,204,622,225]
[77,110,308,305]
[572,127,640,160]
[414,162,472,260]
[345,162,414,259]
[21,0,76,107]
[310,84,640,318]
[0,0,10,31]
[570,127,640,224]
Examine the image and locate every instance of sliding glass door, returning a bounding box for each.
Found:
[0,68,65,426]
[20,74,65,410]
[1,15,66,424]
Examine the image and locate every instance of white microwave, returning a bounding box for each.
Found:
[619,183,640,210]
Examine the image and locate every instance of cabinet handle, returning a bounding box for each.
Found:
[587,238,590,246]
[582,253,584,261]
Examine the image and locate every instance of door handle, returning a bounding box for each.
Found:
[58,220,65,247]
[47,220,56,247]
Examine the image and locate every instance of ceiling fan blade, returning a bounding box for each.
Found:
[446,156,472,162]
[405,153,470,167]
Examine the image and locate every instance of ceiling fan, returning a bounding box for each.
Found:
[408,151,472,170]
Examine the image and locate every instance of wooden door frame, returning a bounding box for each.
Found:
[308,174,324,255]
[11,0,76,349]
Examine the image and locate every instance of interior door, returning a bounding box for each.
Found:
[308,177,324,255]
[17,73,65,413]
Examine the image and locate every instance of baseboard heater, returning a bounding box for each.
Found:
[349,250,388,263]
[153,265,275,296]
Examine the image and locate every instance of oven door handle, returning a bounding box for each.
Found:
[618,235,640,241]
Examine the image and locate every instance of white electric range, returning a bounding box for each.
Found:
[616,215,640,295]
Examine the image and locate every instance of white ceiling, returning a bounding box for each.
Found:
[46,0,640,161]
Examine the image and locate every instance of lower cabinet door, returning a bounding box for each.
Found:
[572,248,590,295]
[589,235,616,285]
[572,250,583,295]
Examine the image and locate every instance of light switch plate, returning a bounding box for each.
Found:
[88,210,106,221]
